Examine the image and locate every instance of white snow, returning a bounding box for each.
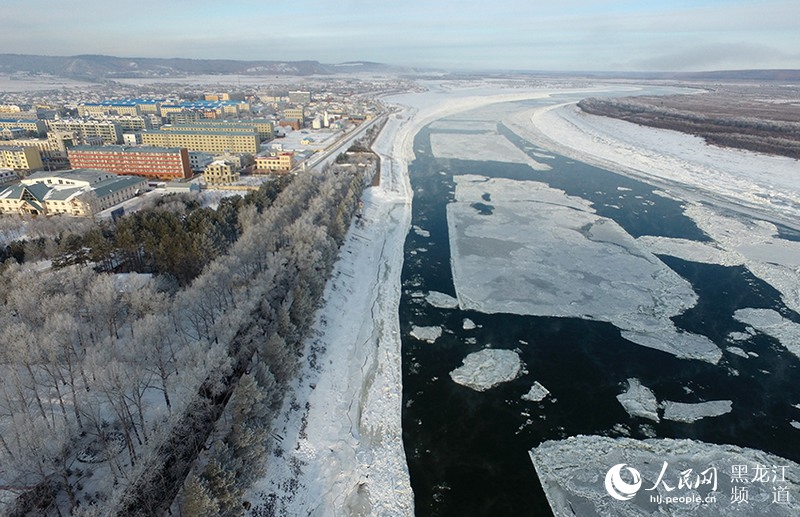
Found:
[410,325,443,343]
[733,308,800,360]
[449,349,523,392]
[513,102,800,225]
[522,381,551,402]
[447,174,721,363]
[662,400,733,423]
[425,291,459,309]
[616,378,660,422]
[531,435,800,516]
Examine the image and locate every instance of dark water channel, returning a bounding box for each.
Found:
[400,99,800,516]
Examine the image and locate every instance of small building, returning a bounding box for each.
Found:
[203,160,240,186]
[254,152,294,174]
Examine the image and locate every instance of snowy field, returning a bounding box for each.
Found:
[446,174,721,363]
[531,436,800,516]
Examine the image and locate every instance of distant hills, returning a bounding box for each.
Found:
[0,54,400,80]
[1,54,797,82]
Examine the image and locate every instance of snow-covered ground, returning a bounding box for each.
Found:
[508,103,800,226]
[531,435,800,516]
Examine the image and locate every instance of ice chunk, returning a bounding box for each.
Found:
[449,349,522,392]
[791,421,800,430]
[412,225,430,238]
[410,326,442,344]
[522,381,550,402]
[662,400,732,423]
[530,435,800,516]
[447,175,721,363]
[733,308,800,360]
[425,291,459,309]
[616,378,659,422]
[462,318,477,330]
[726,346,749,359]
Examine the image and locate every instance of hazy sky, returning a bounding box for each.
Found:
[5,0,799,71]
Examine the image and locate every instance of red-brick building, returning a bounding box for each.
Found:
[67,145,192,181]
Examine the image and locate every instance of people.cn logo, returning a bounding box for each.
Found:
[605,464,643,501]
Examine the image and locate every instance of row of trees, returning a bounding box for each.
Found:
[578,97,800,159]
[0,155,373,515]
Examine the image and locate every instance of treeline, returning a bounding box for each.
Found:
[578,97,800,159]
[1,156,374,515]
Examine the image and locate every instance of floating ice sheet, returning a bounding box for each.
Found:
[430,132,549,170]
[425,291,459,309]
[447,175,721,363]
[662,400,733,423]
[449,348,522,392]
[410,325,443,344]
[617,378,659,422]
[733,308,800,360]
[522,381,550,402]
[530,435,800,516]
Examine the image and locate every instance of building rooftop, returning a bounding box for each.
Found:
[71,145,185,154]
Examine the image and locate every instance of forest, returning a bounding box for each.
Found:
[578,88,800,160]
[0,147,377,516]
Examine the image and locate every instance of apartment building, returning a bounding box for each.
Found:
[0,119,47,136]
[0,146,44,172]
[67,145,192,181]
[78,98,165,117]
[160,120,273,142]
[48,119,123,145]
[141,128,259,154]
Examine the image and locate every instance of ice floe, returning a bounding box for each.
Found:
[462,318,477,330]
[447,174,721,363]
[449,348,522,392]
[616,378,659,422]
[522,381,551,402]
[638,203,800,316]
[410,325,443,344]
[425,291,459,309]
[412,225,431,238]
[429,132,550,170]
[726,346,750,359]
[733,308,800,360]
[531,435,800,516]
[662,400,733,423]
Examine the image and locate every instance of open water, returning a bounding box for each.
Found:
[399,98,800,516]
